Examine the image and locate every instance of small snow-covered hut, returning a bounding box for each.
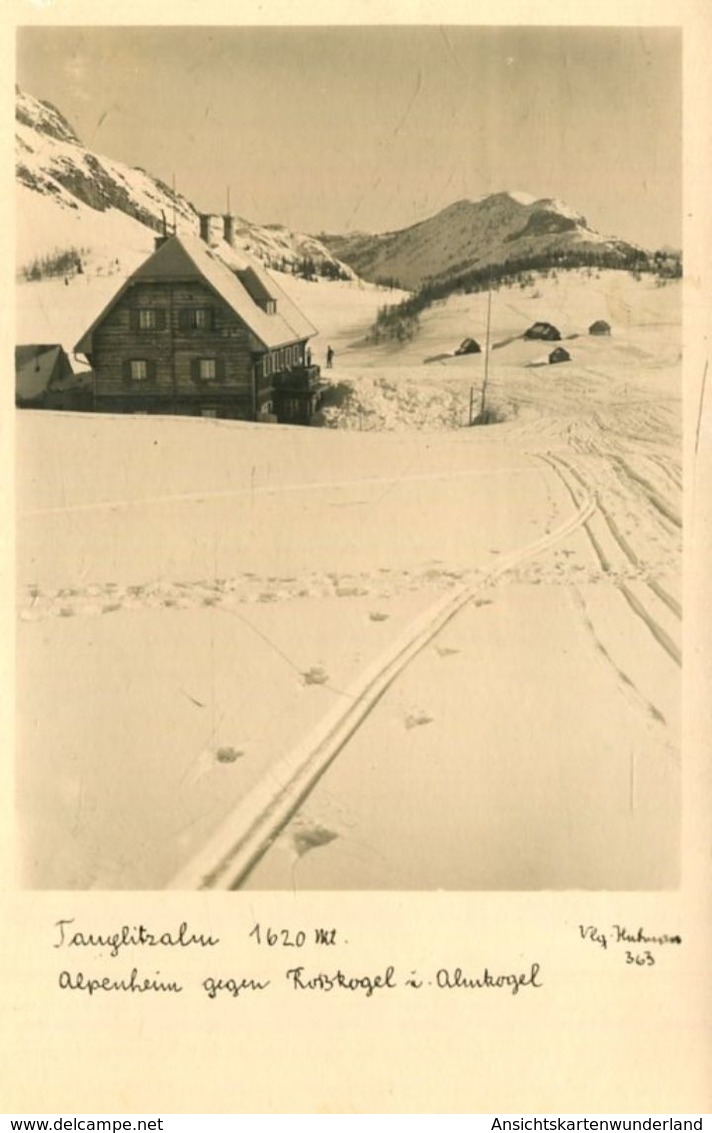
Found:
[524,321,561,341]
[589,320,612,336]
[455,338,481,355]
[15,344,92,410]
[548,347,571,365]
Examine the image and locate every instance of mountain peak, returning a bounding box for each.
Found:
[16,88,82,146]
[15,86,356,286]
[530,196,587,225]
[505,190,539,206]
[324,191,639,290]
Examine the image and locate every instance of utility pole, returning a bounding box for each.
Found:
[479,283,492,422]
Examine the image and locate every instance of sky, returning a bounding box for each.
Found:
[16,25,681,249]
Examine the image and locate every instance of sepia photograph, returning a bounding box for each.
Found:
[14,24,683,893]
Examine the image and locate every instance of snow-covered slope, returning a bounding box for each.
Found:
[324,190,646,289]
[16,266,681,891]
[315,268,681,430]
[15,240,405,361]
[15,87,355,283]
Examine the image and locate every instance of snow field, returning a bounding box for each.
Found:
[15,268,681,889]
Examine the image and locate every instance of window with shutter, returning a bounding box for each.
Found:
[131,308,167,331]
[199,358,217,381]
[180,308,214,331]
[129,360,148,381]
[193,308,213,330]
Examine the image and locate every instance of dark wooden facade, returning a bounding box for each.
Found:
[76,235,322,425]
[87,279,261,418]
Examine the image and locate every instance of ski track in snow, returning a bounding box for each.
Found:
[168,480,601,890]
[16,268,682,890]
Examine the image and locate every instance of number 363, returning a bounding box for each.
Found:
[626,950,655,966]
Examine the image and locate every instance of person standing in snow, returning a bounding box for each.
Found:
[326,346,334,368]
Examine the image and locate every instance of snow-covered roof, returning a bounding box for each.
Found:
[75,234,317,355]
[15,343,84,400]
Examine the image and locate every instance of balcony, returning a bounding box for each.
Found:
[273,364,322,393]
[272,366,325,426]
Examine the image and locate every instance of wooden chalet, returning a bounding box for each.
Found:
[548,346,571,364]
[74,228,323,425]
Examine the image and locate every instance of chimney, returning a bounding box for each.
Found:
[199,214,212,243]
[155,211,170,249]
[223,214,235,247]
